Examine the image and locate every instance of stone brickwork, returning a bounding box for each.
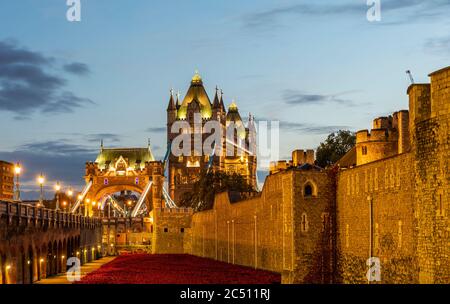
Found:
[0,201,103,284]
[336,153,418,283]
[184,66,449,284]
[186,167,335,283]
[152,208,193,254]
[410,67,450,283]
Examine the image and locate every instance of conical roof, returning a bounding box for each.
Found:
[226,101,246,140]
[212,87,220,109]
[177,72,212,119]
[167,90,176,111]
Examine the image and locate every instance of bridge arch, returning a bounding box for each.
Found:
[87,184,153,217]
[92,184,148,203]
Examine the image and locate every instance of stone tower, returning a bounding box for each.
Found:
[166,72,257,203]
[408,66,450,283]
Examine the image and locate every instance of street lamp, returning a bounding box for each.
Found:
[14,163,21,201]
[54,182,61,211]
[62,201,67,211]
[75,194,82,214]
[37,173,45,207]
[85,198,90,217]
[67,188,73,212]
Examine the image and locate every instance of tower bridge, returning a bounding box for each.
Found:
[0,72,256,284]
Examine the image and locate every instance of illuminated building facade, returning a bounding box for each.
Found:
[167,73,257,203]
[0,161,14,201]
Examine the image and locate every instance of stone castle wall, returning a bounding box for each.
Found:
[152,208,193,254]
[185,169,335,283]
[410,68,450,283]
[336,153,418,283]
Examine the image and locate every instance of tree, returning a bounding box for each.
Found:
[178,170,256,212]
[315,130,356,168]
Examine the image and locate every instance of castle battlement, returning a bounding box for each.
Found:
[355,108,410,166]
[269,149,316,174]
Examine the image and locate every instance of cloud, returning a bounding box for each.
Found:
[279,121,350,135]
[425,35,450,55]
[147,127,166,133]
[63,62,90,76]
[18,140,96,156]
[85,133,121,143]
[0,141,98,199]
[255,116,350,135]
[283,89,356,106]
[243,0,450,29]
[0,40,93,116]
[0,39,52,66]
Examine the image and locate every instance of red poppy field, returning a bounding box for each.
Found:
[78,254,281,284]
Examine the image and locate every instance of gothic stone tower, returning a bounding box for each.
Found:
[166,72,257,203]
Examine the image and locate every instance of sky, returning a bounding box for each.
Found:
[0,0,449,199]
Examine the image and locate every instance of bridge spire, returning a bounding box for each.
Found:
[100,139,104,152]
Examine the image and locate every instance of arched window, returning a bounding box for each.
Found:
[304,185,313,197]
[303,181,317,197]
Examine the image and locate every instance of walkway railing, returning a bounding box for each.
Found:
[0,200,102,228]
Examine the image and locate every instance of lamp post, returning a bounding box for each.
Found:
[85,198,90,217]
[54,182,61,211]
[67,188,73,212]
[77,194,83,215]
[14,163,21,201]
[37,174,45,207]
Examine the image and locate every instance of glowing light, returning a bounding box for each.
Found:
[76,251,80,255]
[127,200,132,206]
[61,255,65,259]
[110,244,114,247]
[92,201,96,206]
[27,260,31,265]
[37,174,45,185]
[40,258,44,263]
[6,265,11,270]
[85,198,90,203]
[67,189,73,197]
[14,163,21,175]
[63,201,67,207]
[54,182,61,192]
[77,194,83,200]
[187,160,200,168]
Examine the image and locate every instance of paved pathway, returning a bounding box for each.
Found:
[35,256,116,284]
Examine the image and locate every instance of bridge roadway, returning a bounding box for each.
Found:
[0,200,103,284]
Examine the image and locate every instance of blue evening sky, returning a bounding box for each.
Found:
[0,0,449,197]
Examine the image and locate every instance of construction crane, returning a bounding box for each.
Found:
[406,70,415,85]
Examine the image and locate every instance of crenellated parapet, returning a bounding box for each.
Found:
[355,110,410,166]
